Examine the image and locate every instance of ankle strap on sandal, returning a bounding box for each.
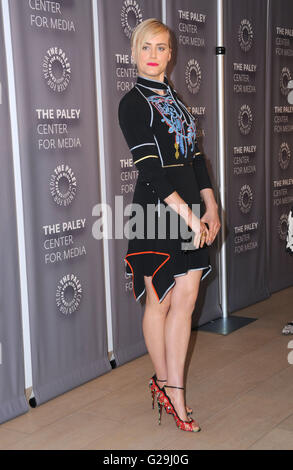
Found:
[164,385,184,390]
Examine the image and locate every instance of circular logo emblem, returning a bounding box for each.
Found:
[278,142,291,170]
[50,165,77,207]
[56,274,82,316]
[121,0,143,39]
[278,213,289,241]
[238,184,253,214]
[238,104,253,135]
[43,47,71,93]
[280,67,292,96]
[238,19,253,52]
[185,59,201,94]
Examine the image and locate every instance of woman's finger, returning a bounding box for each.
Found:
[194,230,201,249]
[200,225,208,248]
[208,222,221,244]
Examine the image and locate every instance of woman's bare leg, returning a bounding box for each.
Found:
[143,276,171,381]
[143,274,197,414]
[164,270,202,427]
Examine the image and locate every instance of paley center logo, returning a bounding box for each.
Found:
[280,67,292,96]
[121,0,143,38]
[278,142,291,170]
[43,47,71,92]
[238,19,254,52]
[50,164,77,207]
[278,213,289,241]
[238,104,253,135]
[56,273,82,316]
[185,59,201,95]
[238,184,253,214]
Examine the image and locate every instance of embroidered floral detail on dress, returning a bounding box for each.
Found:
[148,95,196,159]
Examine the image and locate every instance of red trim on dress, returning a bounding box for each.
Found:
[124,251,171,302]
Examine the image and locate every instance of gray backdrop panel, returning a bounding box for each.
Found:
[224,0,270,311]
[166,0,222,326]
[8,0,111,406]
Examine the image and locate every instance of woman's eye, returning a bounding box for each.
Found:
[158,47,166,51]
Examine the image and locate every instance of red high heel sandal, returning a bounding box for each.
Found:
[149,375,193,418]
[157,385,201,433]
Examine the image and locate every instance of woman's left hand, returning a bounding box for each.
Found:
[201,206,221,246]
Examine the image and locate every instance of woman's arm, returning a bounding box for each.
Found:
[164,190,208,249]
[200,188,221,246]
[118,93,175,200]
[192,143,221,246]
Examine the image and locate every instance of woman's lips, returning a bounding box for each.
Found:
[147,62,159,66]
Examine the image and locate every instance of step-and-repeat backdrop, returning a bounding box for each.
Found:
[1,0,293,424]
[266,0,293,293]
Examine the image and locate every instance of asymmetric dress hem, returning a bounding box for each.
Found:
[125,263,212,304]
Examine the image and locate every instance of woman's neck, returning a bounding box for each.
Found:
[137,72,165,84]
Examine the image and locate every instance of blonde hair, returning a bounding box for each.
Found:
[131,18,171,60]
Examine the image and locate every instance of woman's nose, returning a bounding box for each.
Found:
[150,47,157,58]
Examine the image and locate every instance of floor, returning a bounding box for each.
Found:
[1,286,293,450]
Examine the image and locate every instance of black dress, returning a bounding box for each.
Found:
[118,75,213,303]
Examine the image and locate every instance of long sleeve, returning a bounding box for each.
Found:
[192,141,213,191]
[118,91,175,200]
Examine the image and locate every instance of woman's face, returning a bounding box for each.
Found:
[133,31,171,82]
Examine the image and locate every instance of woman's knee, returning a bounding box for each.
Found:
[170,272,202,312]
[171,291,197,314]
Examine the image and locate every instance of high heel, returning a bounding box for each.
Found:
[157,385,201,433]
[149,374,167,409]
[149,374,193,417]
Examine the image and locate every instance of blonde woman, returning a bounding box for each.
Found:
[118,19,220,432]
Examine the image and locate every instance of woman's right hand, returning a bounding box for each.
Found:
[190,217,209,249]
[164,192,210,249]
